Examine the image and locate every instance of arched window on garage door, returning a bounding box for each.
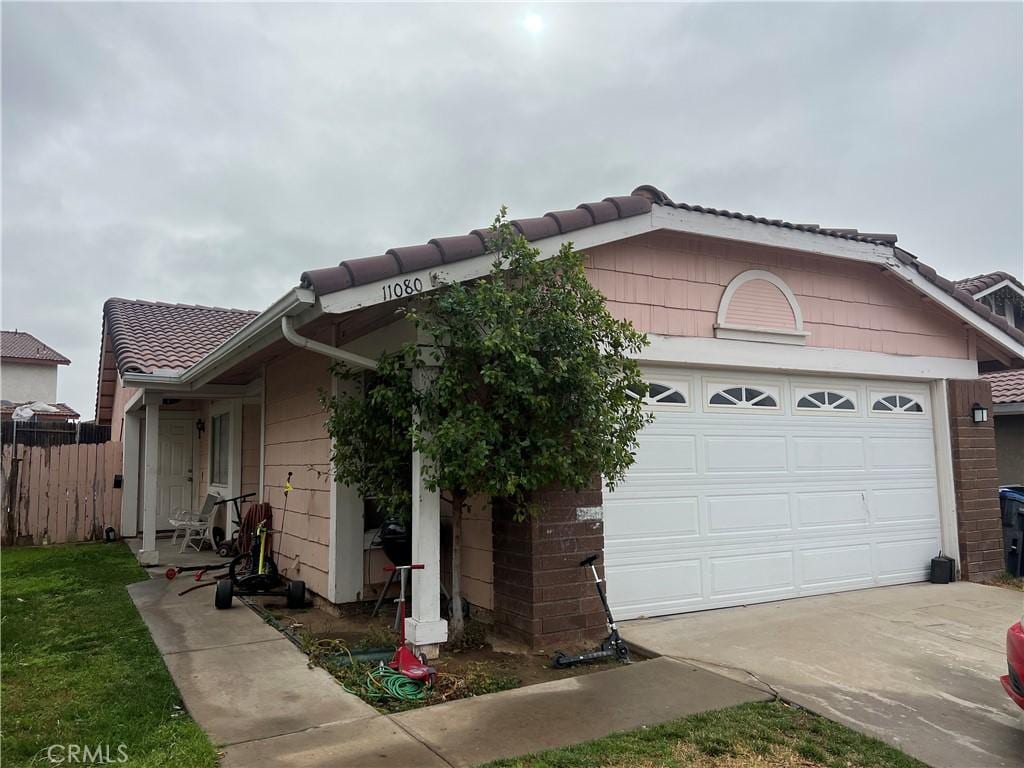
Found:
[706,384,779,409]
[795,389,857,412]
[871,394,924,414]
[627,381,688,406]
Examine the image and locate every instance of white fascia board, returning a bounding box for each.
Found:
[184,287,318,388]
[651,206,894,264]
[973,279,1024,301]
[638,334,979,380]
[318,214,655,315]
[888,262,1024,359]
[122,288,318,392]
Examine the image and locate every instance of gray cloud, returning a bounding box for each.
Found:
[3,2,1022,418]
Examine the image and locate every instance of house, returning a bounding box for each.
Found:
[98,185,1024,656]
[955,272,1024,486]
[1,330,78,421]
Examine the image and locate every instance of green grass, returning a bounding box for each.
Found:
[1,543,217,767]
[482,700,926,768]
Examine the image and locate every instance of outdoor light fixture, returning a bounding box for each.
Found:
[196,417,205,436]
[971,402,989,424]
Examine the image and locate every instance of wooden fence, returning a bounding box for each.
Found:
[1,442,123,546]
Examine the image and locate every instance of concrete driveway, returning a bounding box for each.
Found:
[622,582,1024,768]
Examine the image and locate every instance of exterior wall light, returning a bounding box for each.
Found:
[196,417,206,436]
[971,403,989,424]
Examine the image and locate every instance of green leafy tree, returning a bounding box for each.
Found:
[324,211,651,637]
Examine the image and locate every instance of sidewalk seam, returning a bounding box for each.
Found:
[387,714,459,768]
[161,636,286,656]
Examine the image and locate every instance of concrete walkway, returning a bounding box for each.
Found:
[130,575,768,767]
[622,582,1024,768]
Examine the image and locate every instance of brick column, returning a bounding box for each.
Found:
[947,379,1004,581]
[491,478,607,650]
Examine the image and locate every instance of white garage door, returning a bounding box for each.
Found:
[604,369,942,620]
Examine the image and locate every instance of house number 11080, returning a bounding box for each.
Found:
[383,278,423,301]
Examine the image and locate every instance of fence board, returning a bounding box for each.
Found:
[0,442,122,546]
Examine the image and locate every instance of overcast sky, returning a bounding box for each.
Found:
[3,2,1022,419]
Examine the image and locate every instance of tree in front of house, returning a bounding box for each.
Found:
[324,210,651,638]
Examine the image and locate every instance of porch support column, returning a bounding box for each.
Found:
[139,402,160,566]
[405,368,448,658]
[328,376,365,603]
[121,410,141,537]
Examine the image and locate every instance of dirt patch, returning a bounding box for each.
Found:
[985,572,1024,591]
[250,595,629,712]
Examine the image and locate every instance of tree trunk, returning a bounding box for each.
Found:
[449,490,466,640]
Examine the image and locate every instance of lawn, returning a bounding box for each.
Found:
[1,543,217,768]
[483,699,926,768]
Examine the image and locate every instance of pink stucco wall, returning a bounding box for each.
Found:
[584,231,969,358]
[109,376,137,442]
[263,347,333,598]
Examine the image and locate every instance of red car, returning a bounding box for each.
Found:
[1002,616,1024,710]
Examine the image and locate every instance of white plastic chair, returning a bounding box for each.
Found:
[170,493,221,553]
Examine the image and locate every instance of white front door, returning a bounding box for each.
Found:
[604,369,942,620]
[157,415,194,529]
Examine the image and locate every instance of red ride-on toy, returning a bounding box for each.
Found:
[384,563,435,684]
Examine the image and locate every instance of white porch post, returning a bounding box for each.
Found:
[405,368,448,658]
[328,375,365,603]
[139,402,160,566]
[121,411,141,537]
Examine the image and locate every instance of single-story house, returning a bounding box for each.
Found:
[954,272,1024,486]
[97,185,1024,655]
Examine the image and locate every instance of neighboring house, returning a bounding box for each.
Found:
[0,330,78,421]
[955,272,1024,486]
[97,185,1024,656]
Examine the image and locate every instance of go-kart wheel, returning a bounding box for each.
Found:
[286,579,306,609]
[165,567,178,581]
[214,579,234,609]
[551,651,572,669]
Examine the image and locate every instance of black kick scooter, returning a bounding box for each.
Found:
[551,553,631,668]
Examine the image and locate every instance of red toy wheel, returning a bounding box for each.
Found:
[165,568,178,581]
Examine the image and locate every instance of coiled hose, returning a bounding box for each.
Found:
[364,664,428,702]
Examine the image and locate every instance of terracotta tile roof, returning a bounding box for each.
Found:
[1,330,70,364]
[0,401,80,420]
[300,185,904,298]
[982,368,1024,404]
[295,184,1023,353]
[102,298,258,375]
[955,271,1024,296]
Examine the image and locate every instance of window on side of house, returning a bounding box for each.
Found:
[210,412,230,485]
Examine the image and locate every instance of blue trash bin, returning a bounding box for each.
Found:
[998,486,1024,577]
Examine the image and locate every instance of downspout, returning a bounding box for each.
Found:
[280,316,378,370]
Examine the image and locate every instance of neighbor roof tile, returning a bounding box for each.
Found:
[1,330,70,364]
[982,368,1024,404]
[103,298,257,375]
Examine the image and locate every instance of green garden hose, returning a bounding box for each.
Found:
[368,665,429,702]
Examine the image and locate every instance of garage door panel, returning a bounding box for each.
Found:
[871,487,940,524]
[800,543,873,588]
[632,434,697,474]
[606,559,703,616]
[875,537,940,583]
[709,551,795,599]
[793,437,866,471]
[604,497,699,539]
[796,491,868,528]
[706,493,790,534]
[869,436,935,470]
[704,435,788,473]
